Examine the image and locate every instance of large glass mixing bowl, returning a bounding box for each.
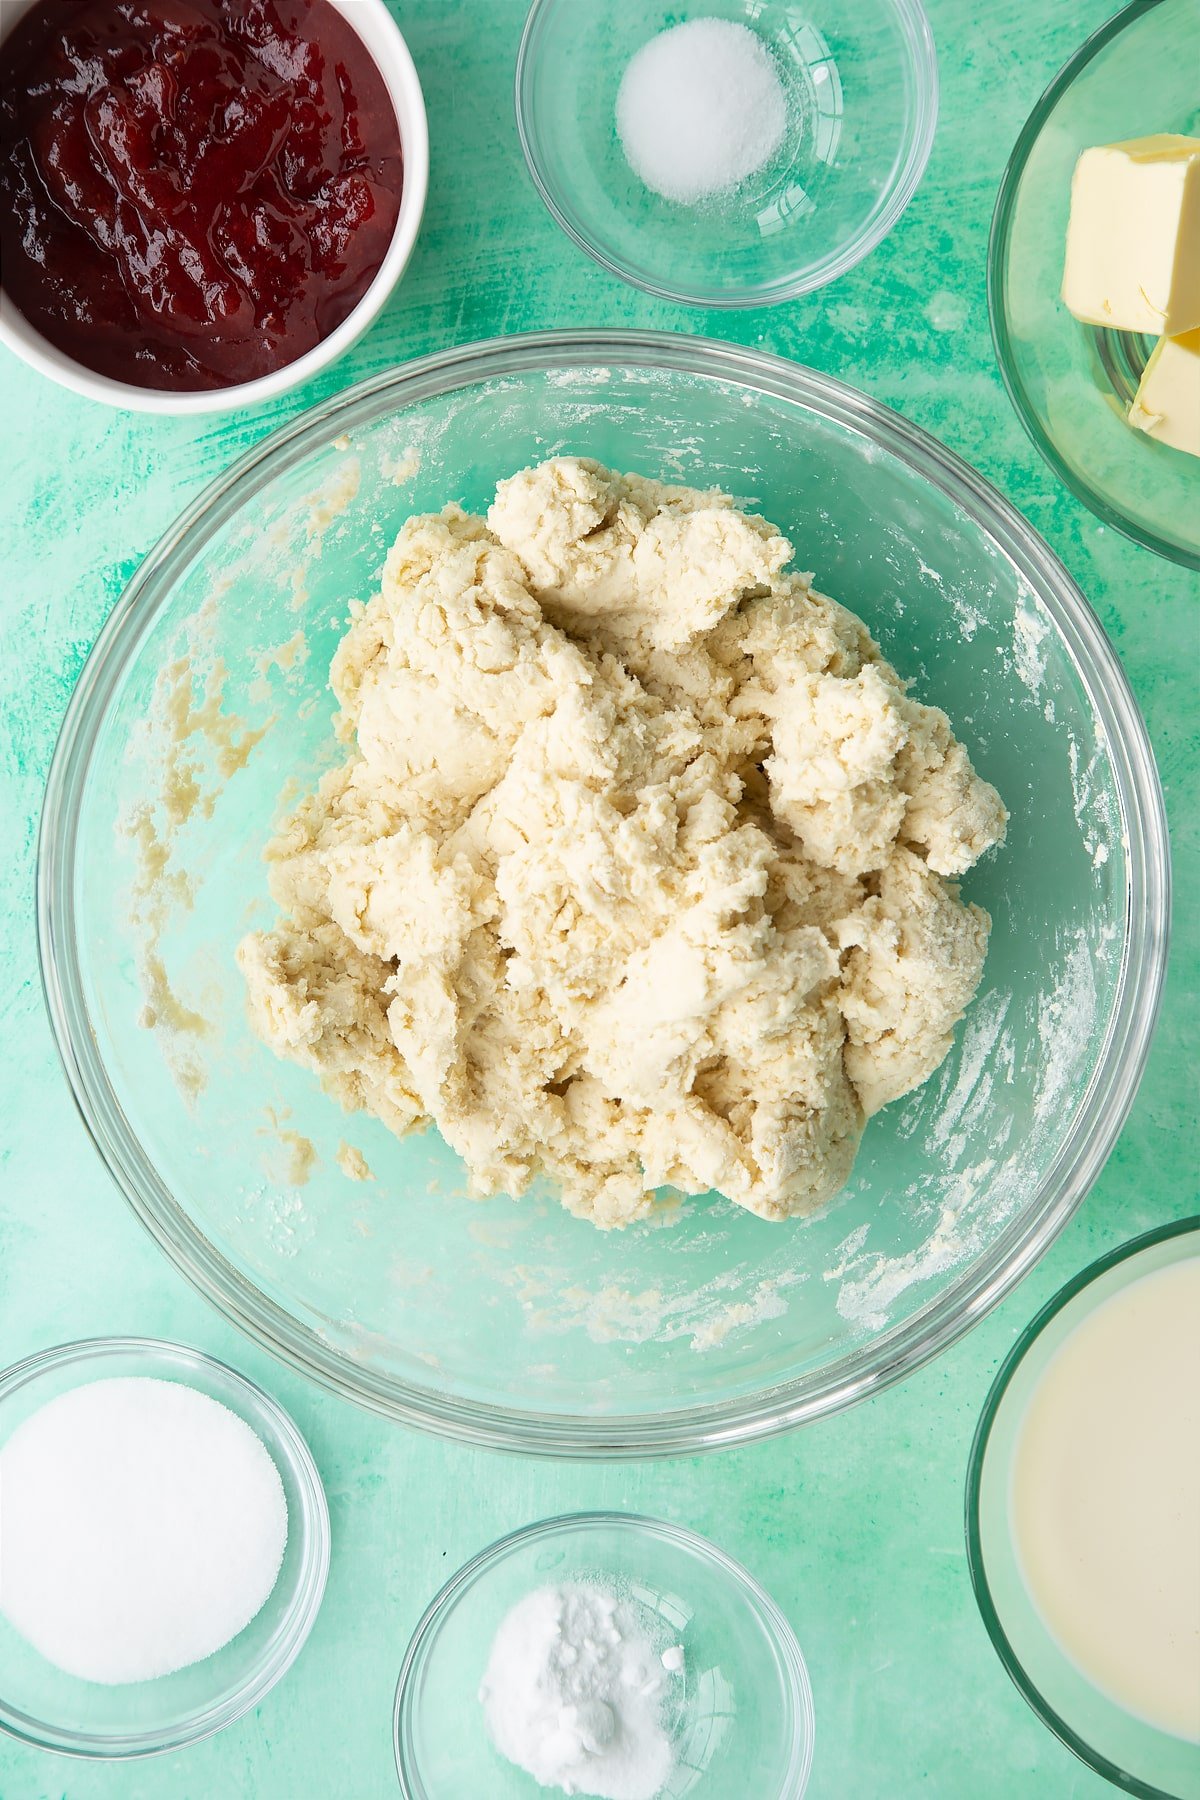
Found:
[38,332,1169,1458]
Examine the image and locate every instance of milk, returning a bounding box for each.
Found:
[1011,1256,1200,1742]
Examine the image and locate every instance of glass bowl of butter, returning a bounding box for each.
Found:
[990,0,1200,568]
[37,330,1169,1458]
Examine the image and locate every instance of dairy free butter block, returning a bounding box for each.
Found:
[1062,135,1200,335]
[1128,327,1200,457]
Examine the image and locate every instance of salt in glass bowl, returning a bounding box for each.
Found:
[37,329,1169,1457]
[0,1337,330,1759]
[0,0,429,417]
[989,0,1200,568]
[515,0,938,307]
[393,1513,815,1798]
[966,1218,1200,1799]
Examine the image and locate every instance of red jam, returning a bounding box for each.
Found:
[0,0,404,391]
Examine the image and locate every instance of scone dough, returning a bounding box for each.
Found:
[239,459,1006,1227]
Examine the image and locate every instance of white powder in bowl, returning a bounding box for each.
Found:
[616,18,788,205]
[479,1581,683,1800]
[0,1376,288,1684]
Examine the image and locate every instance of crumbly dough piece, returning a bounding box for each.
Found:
[238,459,1006,1228]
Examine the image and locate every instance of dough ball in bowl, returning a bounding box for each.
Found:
[238,455,1006,1232]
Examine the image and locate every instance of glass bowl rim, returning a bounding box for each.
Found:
[513,0,939,309]
[391,1509,816,1799]
[986,0,1199,570]
[963,1214,1200,1798]
[36,327,1171,1459]
[0,1334,331,1760]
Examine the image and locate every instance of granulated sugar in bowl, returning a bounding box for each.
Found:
[0,1338,329,1758]
[615,19,788,204]
[517,3,940,305]
[0,1377,287,1684]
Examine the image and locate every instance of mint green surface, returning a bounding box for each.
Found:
[0,4,1195,1798]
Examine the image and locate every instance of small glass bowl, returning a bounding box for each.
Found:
[989,0,1200,568]
[393,1513,814,1797]
[0,1337,330,1760]
[966,1217,1200,1799]
[515,0,937,308]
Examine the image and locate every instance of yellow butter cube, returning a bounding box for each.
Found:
[1062,135,1200,335]
[1128,328,1200,458]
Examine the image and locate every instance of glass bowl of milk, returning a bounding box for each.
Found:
[967,1217,1200,1799]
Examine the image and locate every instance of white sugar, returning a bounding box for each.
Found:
[616,19,788,205]
[0,1376,288,1685]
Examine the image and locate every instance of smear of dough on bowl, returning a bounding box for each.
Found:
[238,458,1006,1229]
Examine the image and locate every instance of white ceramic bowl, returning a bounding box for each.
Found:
[0,0,428,415]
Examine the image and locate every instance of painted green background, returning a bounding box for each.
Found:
[1,1,1196,1796]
